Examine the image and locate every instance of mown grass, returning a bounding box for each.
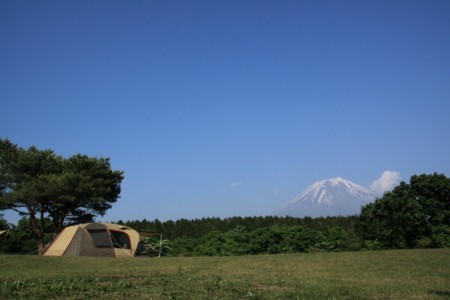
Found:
[1,249,449,299]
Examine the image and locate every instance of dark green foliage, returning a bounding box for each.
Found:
[122,215,358,240]
[194,226,250,256]
[116,216,363,256]
[251,225,321,254]
[0,139,124,253]
[431,225,450,248]
[192,224,355,256]
[359,173,450,249]
[0,217,54,254]
[170,236,200,257]
[0,214,7,231]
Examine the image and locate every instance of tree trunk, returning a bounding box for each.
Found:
[28,208,45,255]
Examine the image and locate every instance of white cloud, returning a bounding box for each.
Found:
[370,171,401,195]
[230,181,243,189]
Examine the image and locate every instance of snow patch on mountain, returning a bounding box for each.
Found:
[275,177,376,218]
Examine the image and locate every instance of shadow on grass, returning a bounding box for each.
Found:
[430,290,450,298]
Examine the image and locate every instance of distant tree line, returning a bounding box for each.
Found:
[118,215,358,240]
[123,216,361,257]
[140,220,362,257]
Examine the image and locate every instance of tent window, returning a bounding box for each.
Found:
[110,231,131,249]
[88,229,111,248]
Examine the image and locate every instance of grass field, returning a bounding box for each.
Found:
[1,249,449,299]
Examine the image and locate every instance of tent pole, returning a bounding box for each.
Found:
[158,233,163,258]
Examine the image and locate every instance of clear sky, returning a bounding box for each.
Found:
[1,0,449,224]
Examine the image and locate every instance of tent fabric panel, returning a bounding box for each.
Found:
[84,223,109,231]
[78,227,115,257]
[63,228,85,256]
[79,233,115,257]
[114,248,132,257]
[126,229,141,256]
[88,229,112,248]
[0,230,7,235]
[104,223,141,256]
[44,226,79,256]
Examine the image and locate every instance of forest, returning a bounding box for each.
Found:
[1,215,366,255]
[3,172,450,257]
[1,138,449,256]
[1,173,450,256]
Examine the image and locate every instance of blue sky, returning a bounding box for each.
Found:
[1,0,449,224]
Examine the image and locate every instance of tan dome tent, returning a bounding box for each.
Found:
[43,223,142,257]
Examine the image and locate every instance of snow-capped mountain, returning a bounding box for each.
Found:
[275,177,376,218]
